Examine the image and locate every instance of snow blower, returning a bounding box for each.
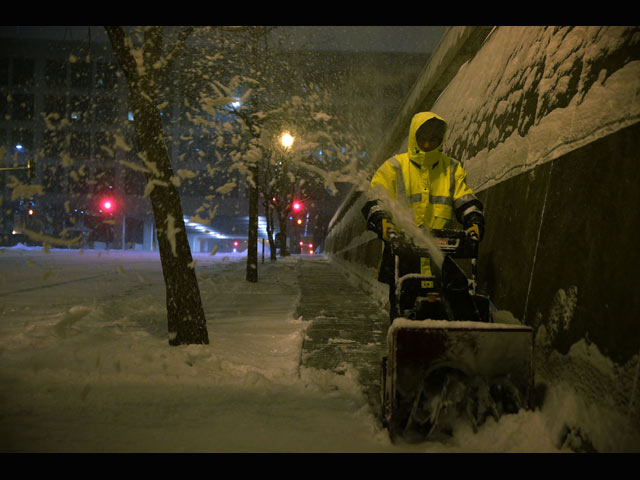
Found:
[380,229,533,442]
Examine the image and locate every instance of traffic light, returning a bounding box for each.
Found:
[25,199,35,216]
[291,200,304,226]
[99,197,116,214]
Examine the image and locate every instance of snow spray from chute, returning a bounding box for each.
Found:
[372,187,445,269]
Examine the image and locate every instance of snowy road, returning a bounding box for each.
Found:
[0,246,636,452]
[0,249,164,311]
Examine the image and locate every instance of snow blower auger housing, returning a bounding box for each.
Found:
[380,229,533,442]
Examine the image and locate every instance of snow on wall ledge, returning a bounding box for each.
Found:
[433,26,640,192]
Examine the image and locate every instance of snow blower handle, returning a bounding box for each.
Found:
[406,229,479,260]
[387,229,479,260]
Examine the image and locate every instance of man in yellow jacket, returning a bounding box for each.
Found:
[361,112,484,322]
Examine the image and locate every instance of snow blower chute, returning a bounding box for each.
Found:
[380,229,533,442]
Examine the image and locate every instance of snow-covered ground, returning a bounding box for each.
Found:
[0,246,638,452]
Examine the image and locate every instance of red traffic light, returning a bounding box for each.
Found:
[27,208,34,216]
[100,198,116,213]
[292,201,302,212]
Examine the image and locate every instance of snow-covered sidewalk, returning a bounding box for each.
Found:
[0,247,637,452]
[0,248,392,452]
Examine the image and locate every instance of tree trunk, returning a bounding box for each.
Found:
[277,209,289,257]
[265,201,277,261]
[106,26,208,346]
[246,164,259,282]
[130,89,209,346]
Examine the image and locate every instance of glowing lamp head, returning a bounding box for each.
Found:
[27,208,34,216]
[233,241,239,247]
[296,218,303,225]
[292,201,302,212]
[280,132,294,149]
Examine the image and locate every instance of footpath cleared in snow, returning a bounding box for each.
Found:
[0,247,637,452]
[296,255,390,411]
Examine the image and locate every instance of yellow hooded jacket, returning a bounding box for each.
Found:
[363,112,483,285]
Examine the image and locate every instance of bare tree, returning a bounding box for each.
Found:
[211,26,278,281]
[105,26,208,346]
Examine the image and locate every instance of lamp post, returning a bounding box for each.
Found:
[276,131,295,256]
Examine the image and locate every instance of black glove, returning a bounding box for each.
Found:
[463,212,484,241]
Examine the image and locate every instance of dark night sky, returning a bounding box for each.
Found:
[274,26,447,53]
[0,26,447,54]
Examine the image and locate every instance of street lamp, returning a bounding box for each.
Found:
[280,131,294,149]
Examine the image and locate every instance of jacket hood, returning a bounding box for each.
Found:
[407,112,448,167]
